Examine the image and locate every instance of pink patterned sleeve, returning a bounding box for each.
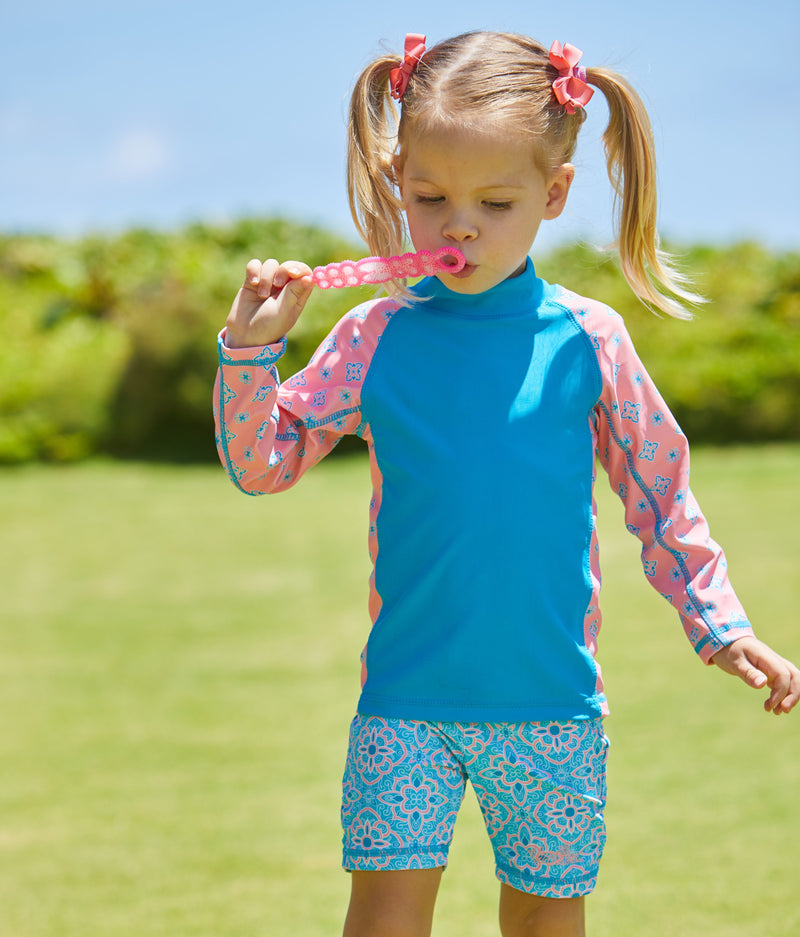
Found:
[582,298,755,663]
[213,300,391,495]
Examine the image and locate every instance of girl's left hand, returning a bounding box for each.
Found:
[711,636,800,714]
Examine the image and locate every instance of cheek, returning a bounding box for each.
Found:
[405,211,432,246]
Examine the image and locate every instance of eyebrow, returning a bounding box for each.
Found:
[407,176,527,190]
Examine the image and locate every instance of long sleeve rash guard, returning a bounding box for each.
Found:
[214,259,754,722]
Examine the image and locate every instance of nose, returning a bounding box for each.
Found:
[442,209,478,243]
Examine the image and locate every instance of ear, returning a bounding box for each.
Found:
[543,163,575,220]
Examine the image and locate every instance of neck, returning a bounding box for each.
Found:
[409,257,543,318]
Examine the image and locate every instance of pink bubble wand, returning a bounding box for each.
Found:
[311,247,465,289]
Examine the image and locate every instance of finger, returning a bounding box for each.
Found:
[777,688,800,714]
[273,261,313,290]
[242,257,278,296]
[242,257,277,296]
[259,259,281,298]
[277,271,315,325]
[781,665,800,713]
[716,644,769,688]
[243,258,263,290]
[767,663,800,715]
[741,662,769,690]
[764,670,790,713]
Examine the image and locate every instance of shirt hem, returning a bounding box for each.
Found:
[356,693,606,724]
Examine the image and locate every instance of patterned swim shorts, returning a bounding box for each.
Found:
[341,716,609,898]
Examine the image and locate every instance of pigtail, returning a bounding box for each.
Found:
[586,68,703,319]
[347,56,407,292]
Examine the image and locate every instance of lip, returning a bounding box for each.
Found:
[448,263,477,280]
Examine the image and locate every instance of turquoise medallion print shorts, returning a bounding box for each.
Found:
[341,716,609,898]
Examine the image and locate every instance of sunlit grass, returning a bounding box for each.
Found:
[1,448,798,936]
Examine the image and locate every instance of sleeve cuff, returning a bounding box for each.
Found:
[696,623,756,664]
[217,329,287,366]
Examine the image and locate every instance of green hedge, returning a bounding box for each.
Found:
[537,242,800,445]
[1,222,797,463]
[0,220,372,462]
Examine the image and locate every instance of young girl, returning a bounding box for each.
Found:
[214,31,799,937]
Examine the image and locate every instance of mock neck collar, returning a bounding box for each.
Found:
[408,256,544,319]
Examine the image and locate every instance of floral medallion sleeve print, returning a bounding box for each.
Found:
[213,296,399,636]
[565,287,755,665]
[213,297,398,495]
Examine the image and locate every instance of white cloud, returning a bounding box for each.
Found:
[107,127,171,181]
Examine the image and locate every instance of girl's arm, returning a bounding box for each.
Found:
[588,304,799,712]
[214,262,393,496]
[215,258,326,494]
[214,252,358,494]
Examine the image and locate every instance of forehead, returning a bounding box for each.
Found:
[400,125,544,187]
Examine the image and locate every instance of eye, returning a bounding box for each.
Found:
[414,194,444,206]
[484,200,513,211]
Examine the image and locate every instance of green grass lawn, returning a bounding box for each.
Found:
[1,447,798,936]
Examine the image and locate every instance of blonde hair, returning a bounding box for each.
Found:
[347,31,701,318]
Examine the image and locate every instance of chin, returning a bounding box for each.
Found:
[441,270,511,294]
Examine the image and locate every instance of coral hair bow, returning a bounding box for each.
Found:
[549,40,594,114]
[390,33,426,101]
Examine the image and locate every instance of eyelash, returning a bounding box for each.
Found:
[413,196,513,211]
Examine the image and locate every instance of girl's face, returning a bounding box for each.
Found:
[396,126,573,294]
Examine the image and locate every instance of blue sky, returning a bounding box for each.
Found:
[2,0,798,256]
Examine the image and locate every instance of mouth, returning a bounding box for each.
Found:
[448,263,477,280]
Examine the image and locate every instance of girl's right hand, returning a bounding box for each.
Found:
[224,258,314,349]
